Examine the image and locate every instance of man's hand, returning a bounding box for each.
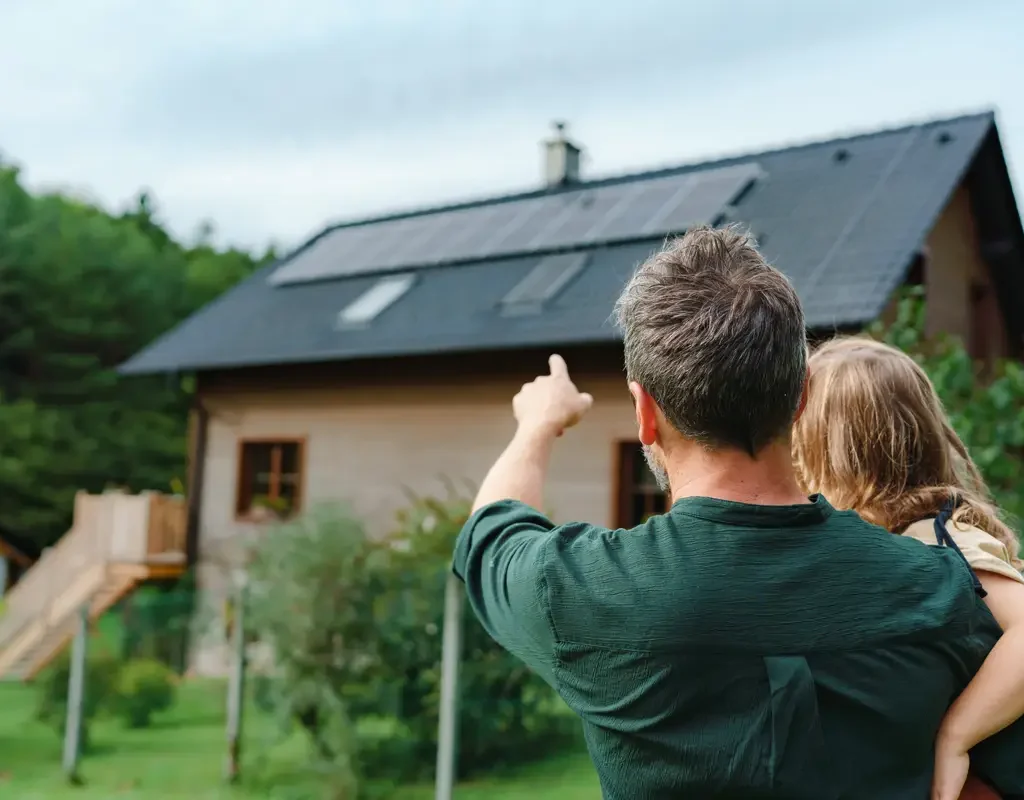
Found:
[513,354,593,438]
[470,355,592,512]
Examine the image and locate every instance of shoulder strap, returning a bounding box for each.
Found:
[934,496,987,598]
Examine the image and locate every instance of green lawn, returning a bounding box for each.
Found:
[0,679,599,799]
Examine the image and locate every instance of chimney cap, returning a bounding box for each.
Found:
[543,120,582,187]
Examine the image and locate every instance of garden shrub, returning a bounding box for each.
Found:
[246,494,576,792]
[358,494,576,780]
[115,657,176,728]
[245,505,371,797]
[118,579,195,673]
[35,646,119,750]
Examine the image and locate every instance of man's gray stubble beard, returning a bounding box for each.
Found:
[641,444,671,493]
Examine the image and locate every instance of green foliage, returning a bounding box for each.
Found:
[245,505,372,797]
[0,165,266,548]
[251,493,293,517]
[246,497,574,793]
[36,648,180,745]
[35,647,120,750]
[363,495,575,779]
[871,287,1024,525]
[119,583,196,672]
[114,658,177,728]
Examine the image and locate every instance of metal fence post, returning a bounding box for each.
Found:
[63,603,89,784]
[435,572,465,800]
[224,576,248,784]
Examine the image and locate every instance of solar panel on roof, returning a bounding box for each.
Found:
[336,273,416,328]
[543,185,638,248]
[372,215,447,270]
[500,253,589,316]
[266,224,375,286]
[520,185,633,252]
[656,164,761,233]
[358,216,428,271]
[639,178,700,234]
[414,204,493,263]
[399,212,462,264]
[269,162,762,287]
[587,177,692,242]
[439,203,511,262]
[483,196,563,255]
[479,196,557,254]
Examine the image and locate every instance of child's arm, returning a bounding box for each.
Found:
[933,571,1024,800]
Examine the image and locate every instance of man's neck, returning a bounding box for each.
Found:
[665,441,809,507]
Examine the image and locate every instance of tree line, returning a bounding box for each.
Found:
[0,160,271,551]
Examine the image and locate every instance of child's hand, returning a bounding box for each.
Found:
[930,738,969,800]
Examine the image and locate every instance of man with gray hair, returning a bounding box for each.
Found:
[452,226,999,798]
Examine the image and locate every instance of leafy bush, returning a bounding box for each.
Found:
[360,495,576,779]
[246,495,575,791]
[246,505,371,797]
[115,658,176,728]
[119,582,195,673]
[35,646,119,750]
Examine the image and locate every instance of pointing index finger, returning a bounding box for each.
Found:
[548,354,568,377]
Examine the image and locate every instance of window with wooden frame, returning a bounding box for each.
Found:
[235,439,305,519]
[615,442,670,528]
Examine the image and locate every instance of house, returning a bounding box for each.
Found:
[121,112,1024,674]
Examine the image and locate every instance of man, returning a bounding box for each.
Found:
[452,226,1002,799]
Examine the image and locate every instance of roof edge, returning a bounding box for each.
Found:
[118,312,891,377]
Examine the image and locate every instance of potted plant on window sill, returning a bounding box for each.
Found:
[247,495,292,524]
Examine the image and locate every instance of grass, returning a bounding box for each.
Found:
[0,679,599,799]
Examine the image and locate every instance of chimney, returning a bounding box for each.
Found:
[543,121,581,187]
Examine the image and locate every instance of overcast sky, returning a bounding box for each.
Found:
[1,0,1021,251]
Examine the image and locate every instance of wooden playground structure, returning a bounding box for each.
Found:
[0,491,187,680]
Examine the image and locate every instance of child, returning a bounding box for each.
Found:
[791,337,1024,800]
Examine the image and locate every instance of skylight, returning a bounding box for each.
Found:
[500,253,589,316]
[336,273,415,328]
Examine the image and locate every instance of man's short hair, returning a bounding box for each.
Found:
[614,224,807,455]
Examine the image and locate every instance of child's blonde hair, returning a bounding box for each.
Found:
[793,336,1022,566]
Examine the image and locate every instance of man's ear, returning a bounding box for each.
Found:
[628,381,659,446]
[793,367,810,423]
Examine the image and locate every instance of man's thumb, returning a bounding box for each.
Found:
[579,392,594,410]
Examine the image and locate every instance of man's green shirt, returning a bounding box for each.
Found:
[453,495,1023,799]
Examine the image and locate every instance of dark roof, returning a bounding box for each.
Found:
[121,111,1020,375]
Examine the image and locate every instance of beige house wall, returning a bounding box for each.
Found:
[200,373,638,534]
[922,184,1008,356]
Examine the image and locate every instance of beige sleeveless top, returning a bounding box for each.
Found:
[903,517,1024,584]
